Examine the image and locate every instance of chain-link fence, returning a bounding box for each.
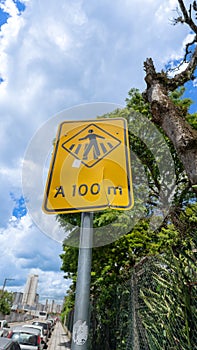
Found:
[64,249,197,350]
[126,253,197,350]
[88,248,197,350]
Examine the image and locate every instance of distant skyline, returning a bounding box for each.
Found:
[22,274,38,306]
[12,273,62,312]
[0,0,196,303]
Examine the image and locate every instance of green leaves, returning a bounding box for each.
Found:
[0,290,13,315]
[126,88,151,118]
[139,237,197,350]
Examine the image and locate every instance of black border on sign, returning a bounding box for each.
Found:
[61,123,121,168]
[43,118,133,213]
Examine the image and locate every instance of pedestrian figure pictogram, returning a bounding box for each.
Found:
[79,129,104,160]
[62,123,121,168]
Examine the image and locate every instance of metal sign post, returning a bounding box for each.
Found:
[71,212,93,350]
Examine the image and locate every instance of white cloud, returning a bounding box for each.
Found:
[193,78,197,87]
[0,0,19,18]
[0,160,23,226]
[168,33,196,62]
[35,270,70,304]
[0,161,22,186]
[0,0,191,112]
[0,213,69,303]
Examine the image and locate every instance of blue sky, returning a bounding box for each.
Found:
[0,0,196,304]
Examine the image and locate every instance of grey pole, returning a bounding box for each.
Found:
[1,278,15,297]
[2,278,15,291]
[71,212,93,350]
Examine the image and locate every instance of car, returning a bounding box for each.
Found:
[7,327,43,350]
[21,326,46,349]
[31,322,49,340]
[44,321,53,338]
[0,338,21,350]
[36,313,48,321]
[0,321,10,337]
[46,319,55,332]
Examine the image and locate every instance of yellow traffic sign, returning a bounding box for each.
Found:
[42,118,134,214]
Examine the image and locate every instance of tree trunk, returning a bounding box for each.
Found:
[143,58,197,189]
[131,272,140,350]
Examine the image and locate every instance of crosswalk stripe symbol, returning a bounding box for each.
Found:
[75,144,82,155]
[100,143,107,154]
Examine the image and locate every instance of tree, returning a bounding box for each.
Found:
[143,0,197,190]
[0,290,13,315]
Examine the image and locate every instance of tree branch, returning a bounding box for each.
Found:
[178,0,197,33]
[143,1,197,188]
[167,44,197,90]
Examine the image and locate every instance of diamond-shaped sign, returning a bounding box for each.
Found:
[61,123,121,168]
[43,118,134,214]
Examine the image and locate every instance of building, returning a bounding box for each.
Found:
[45,299,48,312]
[22,274,38,307]
[12,292,23,310]
[35,293,39,305]
[13,292,23,305]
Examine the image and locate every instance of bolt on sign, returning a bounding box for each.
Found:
[42,118,134,214]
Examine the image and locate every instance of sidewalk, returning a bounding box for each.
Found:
[47,321,71,350]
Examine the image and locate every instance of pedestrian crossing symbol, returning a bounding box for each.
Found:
[62,123,121,168]
[42,118,134,214]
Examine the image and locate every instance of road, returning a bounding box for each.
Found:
[9,319,71,349]
[47,321,71,350]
